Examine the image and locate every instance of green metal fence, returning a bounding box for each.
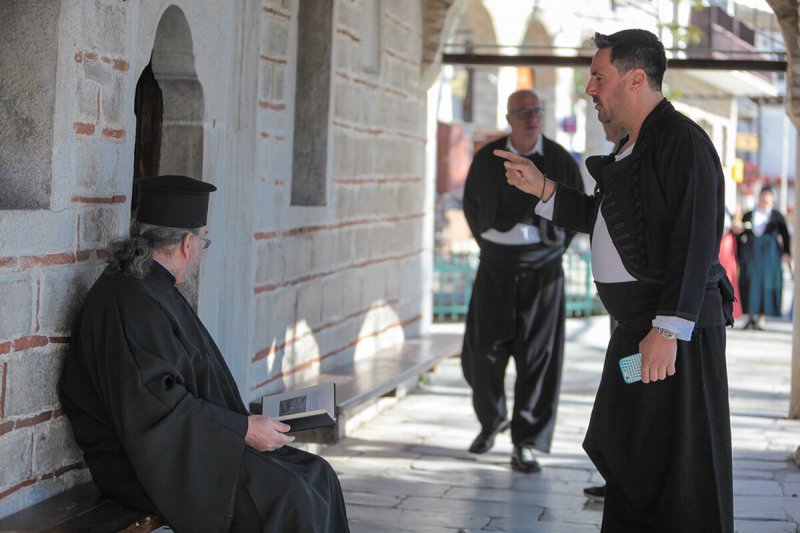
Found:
[432,250,606,322]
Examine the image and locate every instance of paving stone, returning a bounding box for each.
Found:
[734,479,784,496]
[733,520,797,533]
[734,496,799,521]
[322,317,800,532]
[399,495,544,521]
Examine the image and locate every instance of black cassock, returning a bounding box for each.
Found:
[60,263,349,533]
[552,99,733,532]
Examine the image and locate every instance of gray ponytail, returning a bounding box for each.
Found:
[107,221,198,278]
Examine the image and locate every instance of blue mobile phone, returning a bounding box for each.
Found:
[619,353,642,384]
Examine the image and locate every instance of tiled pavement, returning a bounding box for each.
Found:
[323,316,800,533]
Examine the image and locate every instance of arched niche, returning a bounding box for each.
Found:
[520,20,557,140]
[133,4,205,307]
[450,0,499,127]
[149,5,204,180]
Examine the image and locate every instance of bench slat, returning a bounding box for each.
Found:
[0,483,162,533]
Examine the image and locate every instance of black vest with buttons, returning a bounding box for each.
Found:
[551,99,727,322]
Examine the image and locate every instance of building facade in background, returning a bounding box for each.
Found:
[432,0,791,255]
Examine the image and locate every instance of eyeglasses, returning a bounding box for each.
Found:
[197,236,212,249]
[509,107,545,119]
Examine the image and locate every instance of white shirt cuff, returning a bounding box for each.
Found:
[652,316,695,341]
[533,189,556,221]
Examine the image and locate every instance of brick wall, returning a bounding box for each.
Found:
[246,0,428,397]
[0,0,449,518]
[0,0,132,517]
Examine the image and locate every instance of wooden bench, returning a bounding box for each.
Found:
[0,333,462,530]
[249,332,463,444]
[0,482,163,532]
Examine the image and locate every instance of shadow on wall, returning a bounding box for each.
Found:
[257,299,407,396]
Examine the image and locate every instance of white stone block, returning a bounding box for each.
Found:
[0,276,33,340]
[258,61,275,102]
[0,428,33,489]
[79,206,124,251]
[6,345,65,417]
[341,269,363,315]
[71,136,126,196]
[255,238,285,286]
[262,16,290,58]
[285,234,313,279]
[321,275,342,322]
[75,78,100,123]
[362,265,386,308]
[336,228,355,265]
[80,0,128,55]
[311,229,337,274]
[0,211,77,257]
[296,283,322,329]
[39,265,99,333]
[102,74,126,125]
[32,417,83,478]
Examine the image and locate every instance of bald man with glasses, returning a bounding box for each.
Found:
[461,89,584,472]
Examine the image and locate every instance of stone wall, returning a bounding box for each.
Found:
[0,0,448,517]
[0,0,135,516]
[247,0,428,396]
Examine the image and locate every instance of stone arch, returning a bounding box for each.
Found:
[520,19,557,139]
[421,0,469,88]
[133,4,205,307]
[447,0,499,126]
[149,5,204,180]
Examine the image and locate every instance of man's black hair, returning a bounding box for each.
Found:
[593,29,667,90]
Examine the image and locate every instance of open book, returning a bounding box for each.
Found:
[260,382,336,432]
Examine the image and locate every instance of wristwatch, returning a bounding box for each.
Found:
[653,326,678,340]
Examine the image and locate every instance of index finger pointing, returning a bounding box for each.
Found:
[493,149,525,163]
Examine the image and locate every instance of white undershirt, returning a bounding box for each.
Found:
[535,142,695,340]
[751,208,771,237]
[480,136,544,245]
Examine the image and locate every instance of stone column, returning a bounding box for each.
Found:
[765,0,800,419]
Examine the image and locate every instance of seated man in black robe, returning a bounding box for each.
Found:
[60,175,350,533]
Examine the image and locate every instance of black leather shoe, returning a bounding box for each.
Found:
[468,419,510,454]
[510,444,541,473]
[583,485,605,502]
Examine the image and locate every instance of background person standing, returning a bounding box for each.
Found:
[737,185,791,329]
[461,89,584,473]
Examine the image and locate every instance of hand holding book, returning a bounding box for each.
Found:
[260,383,336,432]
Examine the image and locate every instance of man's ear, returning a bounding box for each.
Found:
[179,233,193,259]
[629,68,647,92]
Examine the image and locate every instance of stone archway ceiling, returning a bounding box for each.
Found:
[421,0,469,88]
[766,0,800,128]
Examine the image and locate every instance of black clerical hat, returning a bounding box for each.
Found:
[135,175,217,229]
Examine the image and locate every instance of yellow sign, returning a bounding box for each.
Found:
[736,132,759,153]
[732,158,744,183]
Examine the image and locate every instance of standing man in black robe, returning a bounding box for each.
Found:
[60,175,350,533]
[461,89,584,472]
[496,29,734,532]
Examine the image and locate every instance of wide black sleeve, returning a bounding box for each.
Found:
[462,155,481,241]
[772,211,791,255]
[85,290,248,533]
[554,150,586,247]
[551,184,597,235]
[654,125,723,321]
